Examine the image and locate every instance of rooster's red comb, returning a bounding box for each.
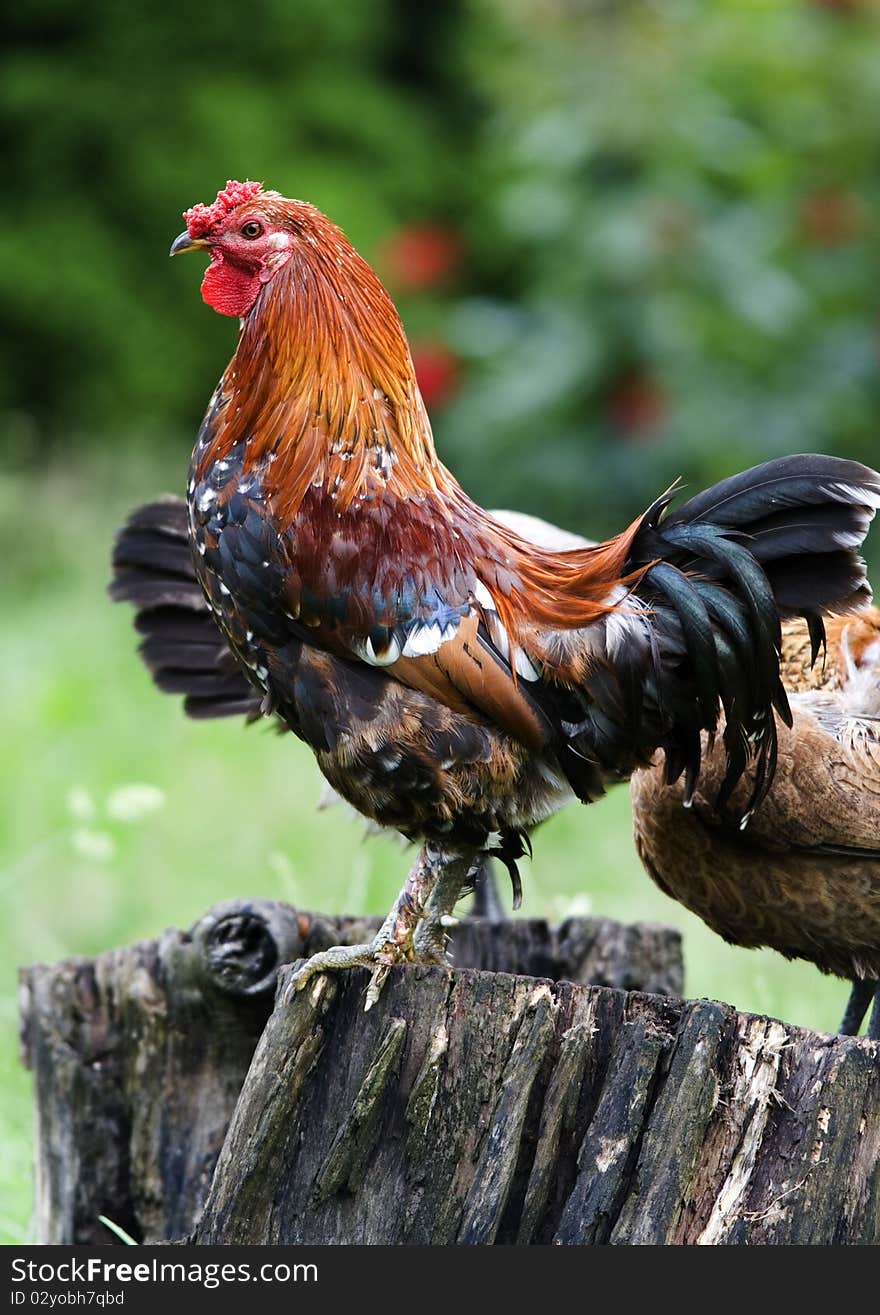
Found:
[184,180,264,238]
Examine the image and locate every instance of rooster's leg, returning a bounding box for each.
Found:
[290,845,474,1009]
[411,854,481,961]
[411,855,504,961]
[839,979,877,1036]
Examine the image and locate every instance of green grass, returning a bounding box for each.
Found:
[0,452,849,1244]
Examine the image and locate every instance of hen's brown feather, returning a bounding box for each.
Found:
[631,608,880,988]
[780,608,880,693]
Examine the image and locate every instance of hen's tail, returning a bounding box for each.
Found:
[624,454,880,815]
[109,496,260,720]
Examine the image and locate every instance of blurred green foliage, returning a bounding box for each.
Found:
[0,0,479,445]
[442,0,880,532]
[2,0,879,540]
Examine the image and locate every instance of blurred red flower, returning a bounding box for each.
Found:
[380,224,461,290]
[800,189,863,246]
[811,0,861,13]
[412,342,460,408]
[608,371,667,439]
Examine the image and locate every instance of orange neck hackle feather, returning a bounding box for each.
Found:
[195,195,644,635]
[196,197,446,515]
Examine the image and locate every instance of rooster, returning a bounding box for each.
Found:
[631,607,880,1038]
[111,179,880,1007]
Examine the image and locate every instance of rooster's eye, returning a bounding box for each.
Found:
[240,221,263,239]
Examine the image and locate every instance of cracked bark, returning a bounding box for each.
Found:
[19,899,681,1245]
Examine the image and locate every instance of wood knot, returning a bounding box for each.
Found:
[190,899,307,998]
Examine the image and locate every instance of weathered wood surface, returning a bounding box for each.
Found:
[197,966,880,1246]
[19,899,682,1245]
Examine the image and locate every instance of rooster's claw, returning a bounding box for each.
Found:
[288,934,417,1009]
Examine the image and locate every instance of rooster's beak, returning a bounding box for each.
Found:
[169,231,208,258]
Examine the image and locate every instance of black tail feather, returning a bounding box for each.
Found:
[109,496,260,721]
[667,454,880,532]
[631,454,879,818]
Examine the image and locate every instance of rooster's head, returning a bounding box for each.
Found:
[170,179,333,318]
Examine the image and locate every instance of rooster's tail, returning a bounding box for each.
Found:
[624,454,880,815]
[109,497,259,720]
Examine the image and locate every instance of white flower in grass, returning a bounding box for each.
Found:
[71,828,116,862]
[106,784,166,823]
[551,892,593,920]
[66,786,96,822]
[268,850,295,881]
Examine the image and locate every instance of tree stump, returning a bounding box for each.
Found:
[194,966,880,1245]
[19,899,682,1245]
